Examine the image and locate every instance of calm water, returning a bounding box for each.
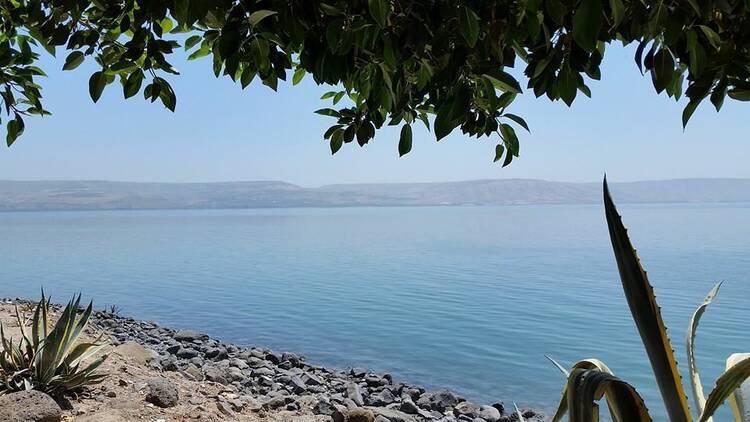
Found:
[2,203,749,418]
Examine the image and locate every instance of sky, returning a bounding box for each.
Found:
[0,43,747,187]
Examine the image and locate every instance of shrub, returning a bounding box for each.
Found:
[0,292,108,397]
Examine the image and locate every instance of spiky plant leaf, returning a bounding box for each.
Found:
[603,178,692,422]
[546,355,570,377]
[698,356,750,421]
[726,354,750,422]
[514,402,526,422]
[551,358,650,422]
[557,367,652,422]
[687,282,722,419]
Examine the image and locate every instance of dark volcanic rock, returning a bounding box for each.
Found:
[0,390,62,422]
[173,330,207,342]
[145,378,179,408]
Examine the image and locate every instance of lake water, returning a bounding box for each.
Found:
[2,203,749,419]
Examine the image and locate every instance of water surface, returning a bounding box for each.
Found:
[2,203,748,418]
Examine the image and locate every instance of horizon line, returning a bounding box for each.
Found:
[1,176,749,189]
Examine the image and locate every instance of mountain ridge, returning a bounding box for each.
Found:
[0,178,748,211]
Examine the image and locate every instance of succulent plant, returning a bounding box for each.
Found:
[0,292,108,397]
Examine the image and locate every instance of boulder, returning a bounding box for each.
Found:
[478,405,502,422]
[145,378,179,408]
[0,390,62,422]
[114,341,158,365]
[173,330,207,342]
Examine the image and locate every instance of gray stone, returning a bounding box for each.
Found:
[365,407,416,422]
[145,378,179,408]
[173,330,207,342]
[453,401,479,418]
[430,390,460,412]
[346,382,364,406]
[367,389,395,407]
[399,399,419,415]
[0,390,62,422]
[203,365,228,384]
[175,347,199,359]
[477,405,501,422]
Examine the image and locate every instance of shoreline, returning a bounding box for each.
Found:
[1,297,545,422]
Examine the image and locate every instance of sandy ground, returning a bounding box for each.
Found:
[0,303,325,422]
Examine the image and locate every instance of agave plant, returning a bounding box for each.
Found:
[549,180,750,422]
[0,292,108,397]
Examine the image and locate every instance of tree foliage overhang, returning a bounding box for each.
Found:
[1,0,748,164]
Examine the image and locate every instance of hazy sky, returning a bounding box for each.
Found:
[0,43,747,186]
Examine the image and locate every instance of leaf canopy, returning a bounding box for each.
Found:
[1,0,748,160]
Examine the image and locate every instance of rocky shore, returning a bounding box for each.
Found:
[0,298,544,422]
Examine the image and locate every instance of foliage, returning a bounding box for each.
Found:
[548,180,750,422]
[1,1,749,161]
[0,292,108,397]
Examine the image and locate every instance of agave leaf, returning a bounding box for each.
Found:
[63,343,104,368]
[726,354,750,422]
[698,356,750,421]
[687,282,722,419]
[562,367,652,422]
[514,402,526,422]
[547,357,614,421]
[546,355,570,377]
[603,178,692,422]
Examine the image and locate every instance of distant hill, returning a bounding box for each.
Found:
[0,178,749,211]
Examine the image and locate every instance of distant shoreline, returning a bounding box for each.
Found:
[2,199,750,214]
[1,178,750,212]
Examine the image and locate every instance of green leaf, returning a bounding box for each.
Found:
[603,179,693,422]
[88,71,106,103]
[572,0,603,52]
[458,6,480,47]
[651,48,675,93]
[241,67,256,88]
[609,0,625,26]
[698,25,721,50]
[483,71,522,93]
[292,68,305,85]
[504,113,530,132]
[123,70,144,99]
[159,18,174,34]
[434,106,458,141]
[330,128,344,154]
[315,108,341,117]
[687,31,707,77]
[184,35,202,50]
[682,99,701,128]
[493,144,504,162]
[500,123,519,156]
[728,89,750,101]
[398,124,412,156]
[62,51,85,71]
[333,91,345,105]
[248,10,277,26]
[368,0,390,28]
[6,115,24,147]
[557,65,578,106]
